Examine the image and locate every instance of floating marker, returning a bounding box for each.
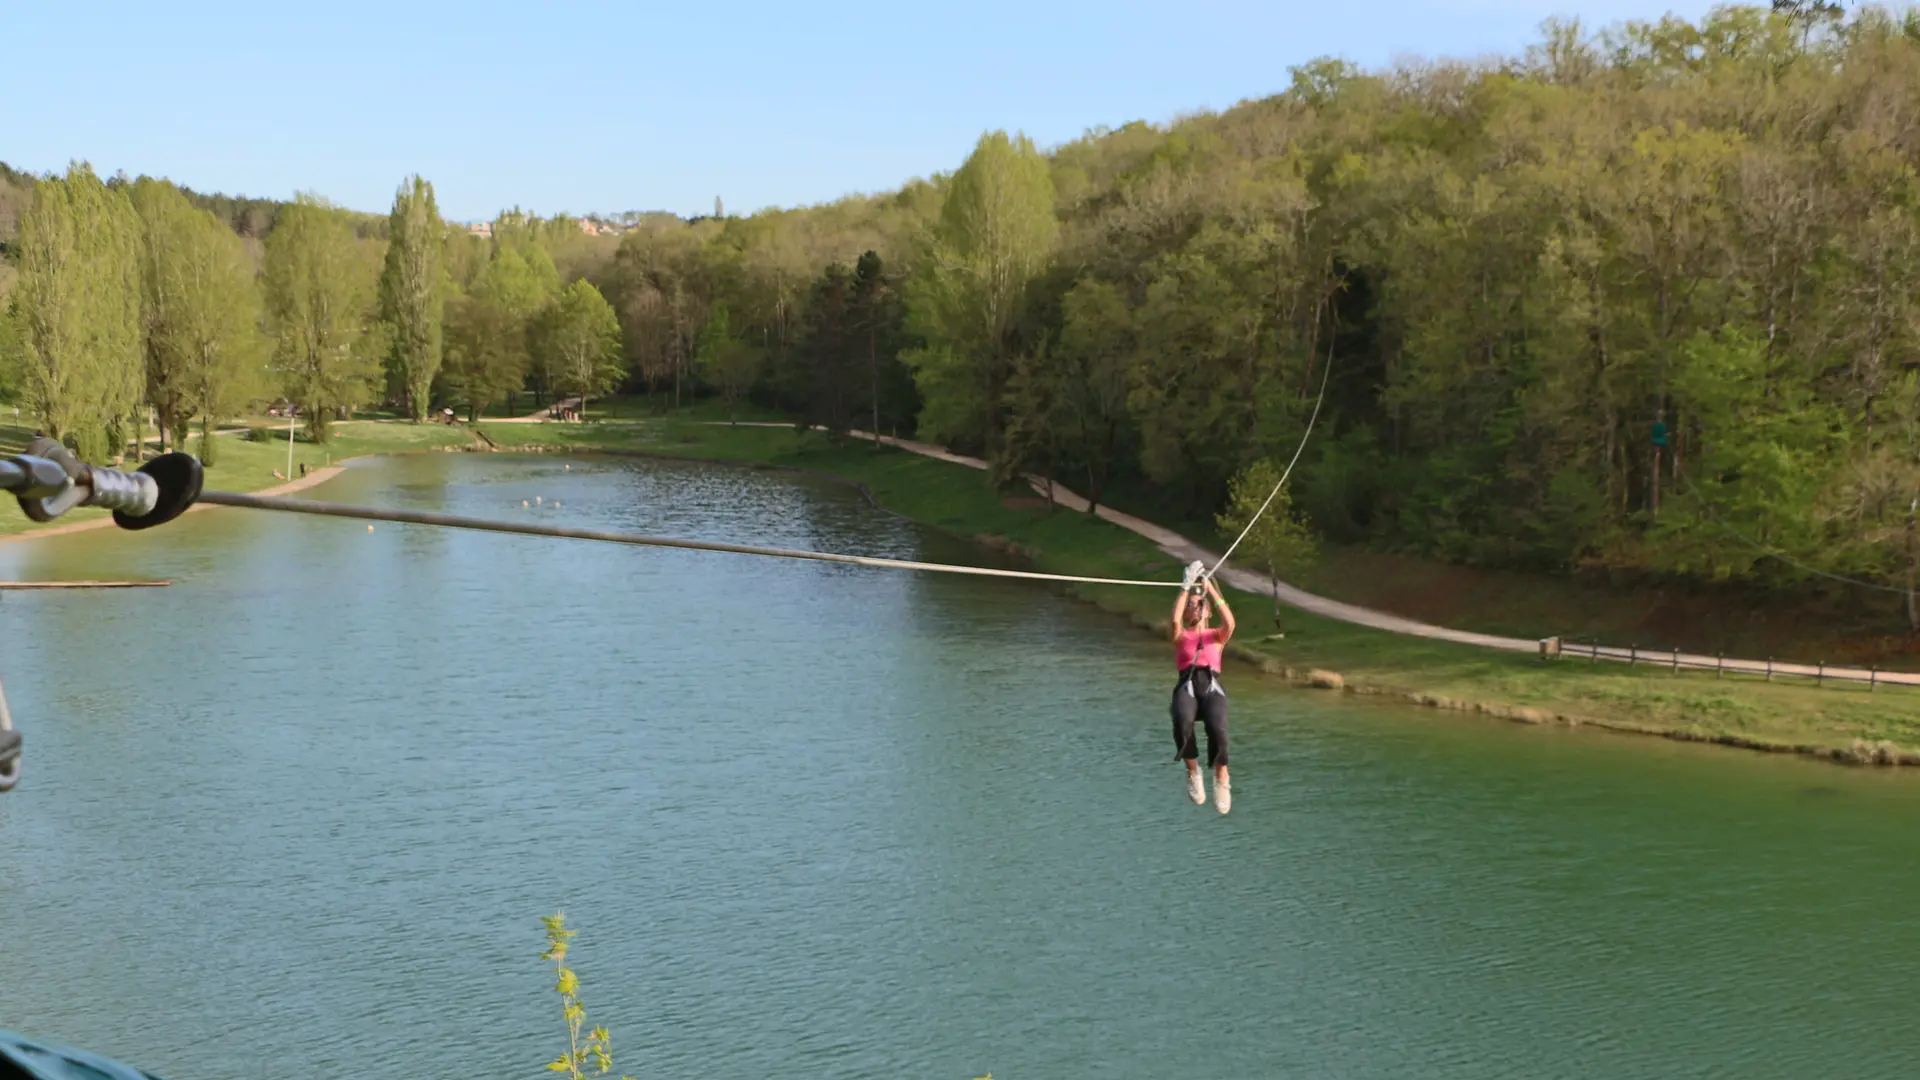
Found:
[367,524,374,531]
[535,496,542,504]
[522,500,529,507]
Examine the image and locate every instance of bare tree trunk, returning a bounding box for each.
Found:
[1652,396,1665,516]
[870,324,881,449]
[1907,496,1918,636]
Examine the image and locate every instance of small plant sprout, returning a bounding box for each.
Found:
[542,912,634,1080]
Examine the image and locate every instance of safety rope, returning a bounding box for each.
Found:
[1207,341,1337,580]
[196,491,1190,589]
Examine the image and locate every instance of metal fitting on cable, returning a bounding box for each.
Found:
[3,442,163,523]
[78,465,159,517]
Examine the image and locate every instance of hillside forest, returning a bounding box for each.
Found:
[4,3,1920,632]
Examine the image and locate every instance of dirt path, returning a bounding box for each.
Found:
[486,397,582,424]
[714,423,1920,688]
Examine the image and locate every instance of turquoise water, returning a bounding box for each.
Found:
[1,453,1917,1079]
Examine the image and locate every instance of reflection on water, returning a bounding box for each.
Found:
[1,453,1917,1080]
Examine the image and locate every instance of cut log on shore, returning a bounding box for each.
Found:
[0,580,172,589]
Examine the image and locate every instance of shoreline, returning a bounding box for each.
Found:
[11,431,1914,771]
[0,463,351,547]
[470,434,1920,772]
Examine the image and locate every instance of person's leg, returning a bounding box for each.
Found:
[1171,680,1204,804]
[1199,684,1230,813]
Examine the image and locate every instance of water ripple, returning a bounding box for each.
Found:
[0,453,1917,1079]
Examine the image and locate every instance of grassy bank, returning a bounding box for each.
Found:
[470,413,1920,767]
[0,419,474,538]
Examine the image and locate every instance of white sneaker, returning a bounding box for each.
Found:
[1215,777,1232,815]
[1186,768,1206,805]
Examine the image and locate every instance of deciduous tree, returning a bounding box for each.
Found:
[263,195,384,442]
[380,175,446,420]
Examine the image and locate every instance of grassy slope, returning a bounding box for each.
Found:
[470,412,1920,761]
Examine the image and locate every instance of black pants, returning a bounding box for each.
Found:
[1171,665,1229,768]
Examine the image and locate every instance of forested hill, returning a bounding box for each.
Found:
[7,4,1920,626]
[0,161,382,247]
[592,5,1920,622]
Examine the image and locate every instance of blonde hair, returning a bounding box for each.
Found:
[1183,594,1210,628]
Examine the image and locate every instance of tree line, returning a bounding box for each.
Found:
[0,170,626,457]
[6,4,1920,626]
[553,6,1920,623]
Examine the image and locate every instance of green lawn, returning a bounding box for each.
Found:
[472,418,1920,762]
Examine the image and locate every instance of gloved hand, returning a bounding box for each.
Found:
[1181,560,1206,590]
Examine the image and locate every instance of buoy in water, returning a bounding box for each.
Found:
[367,524,374,532]
[535,496,542,504]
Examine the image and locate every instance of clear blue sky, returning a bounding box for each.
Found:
[3,0,1719,223]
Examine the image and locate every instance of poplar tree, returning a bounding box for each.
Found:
[13,163,141,460]
[129,178,263,462]
[380,175,446,420]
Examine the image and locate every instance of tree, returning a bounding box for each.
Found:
[0,304,23,405]
[1000,345,1072,502]
[12,163,142,460]
[380,175,446,420]
[903,131,1058,455]
[441,293,524,422]
[533,280,624,414]
[695,303,762,424]
[1216,459,1318,623]
[1053,276,1137,513]
[263,195,384,442]
[472,245,560,412]
[128,179,264,464]
[792,262,857,441]
[850,250,907,445]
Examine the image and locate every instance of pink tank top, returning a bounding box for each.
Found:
[1176,628,1224,672]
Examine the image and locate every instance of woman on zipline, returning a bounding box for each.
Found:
[1172,567,1235,813]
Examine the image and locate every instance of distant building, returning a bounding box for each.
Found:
[467,221,492,238]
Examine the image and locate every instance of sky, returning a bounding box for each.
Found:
[3,0,1723,223]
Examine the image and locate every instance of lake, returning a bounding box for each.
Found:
[2,452,1917,1079]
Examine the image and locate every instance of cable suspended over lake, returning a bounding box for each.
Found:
[194,491,1192,589]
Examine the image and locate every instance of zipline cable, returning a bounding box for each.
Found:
[195,491,1192,589]
[1206,341,1338,581]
